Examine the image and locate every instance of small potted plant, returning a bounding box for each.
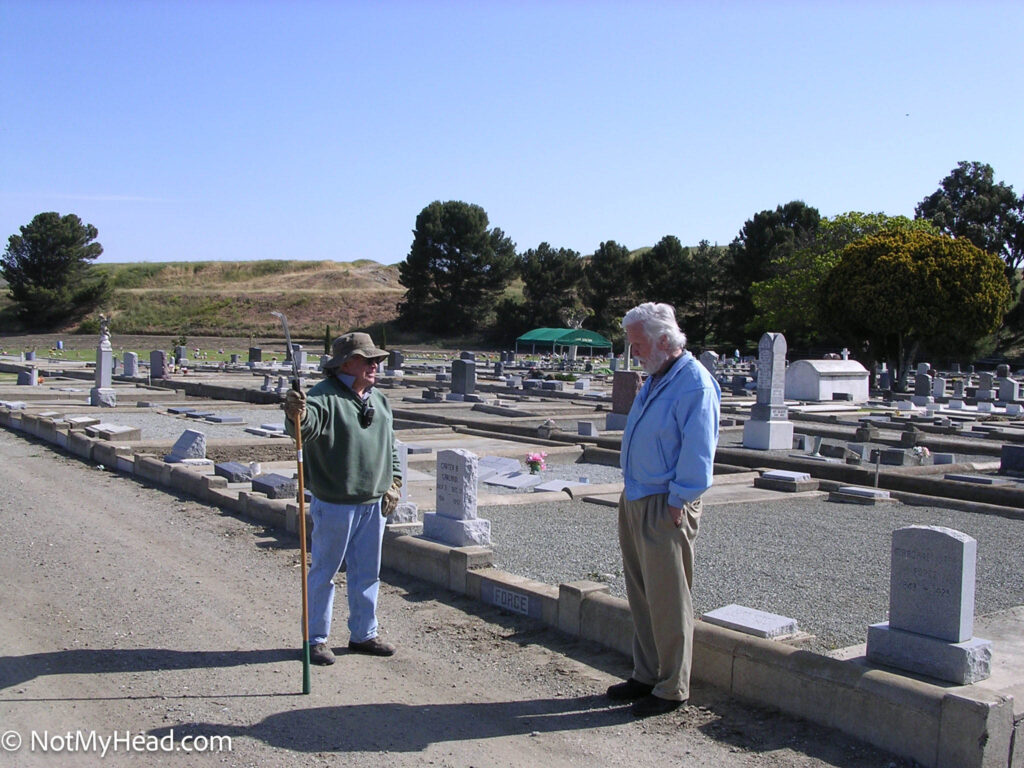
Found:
[525,451,547,474]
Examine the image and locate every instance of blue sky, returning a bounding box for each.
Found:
[2,0,1022,266]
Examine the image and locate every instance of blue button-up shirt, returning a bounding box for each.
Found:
[620,351,721,508]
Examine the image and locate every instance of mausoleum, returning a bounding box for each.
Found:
[785,359,869,403]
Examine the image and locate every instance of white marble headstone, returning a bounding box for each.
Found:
[889,525,976,642]
[435,448,478,520]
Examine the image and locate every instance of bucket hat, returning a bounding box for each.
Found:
[322,332,388,371]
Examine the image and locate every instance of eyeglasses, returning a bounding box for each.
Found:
[359,403,375,428]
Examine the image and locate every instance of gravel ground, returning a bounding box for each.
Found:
[481,495,1024,654]
[45,403,1024,657]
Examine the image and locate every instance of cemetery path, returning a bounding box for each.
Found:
[0,429,912,767]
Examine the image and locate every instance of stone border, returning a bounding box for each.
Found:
[0,407,1017,768]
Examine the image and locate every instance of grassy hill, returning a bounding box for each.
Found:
[0,260,404,341]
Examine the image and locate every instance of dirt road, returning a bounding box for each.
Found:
[0,428,909,767]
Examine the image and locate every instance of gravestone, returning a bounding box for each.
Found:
[25,350,36,361]
[451,359,476,395]
[914,372,933,397]
[86,423,142,441]
[877,368,891,391]
[977,372,995,401]
[702,604,798,639]
[483,471,544,490]
[477,455,521,481]
[388,350,404,371]
[999,444,1024,475]
[251,473,298,499]
[459,351,476,361]
[291,344,307,368]
[607,370,643,430]
[952,379,965,398]
[866,526,991,684]
[753,469,818,492]
[174,345,187,364]
[828,486,892,504]
[493,361,503,376]
[917,362,931,376]
[931,377,946,398]
[17,369,38,386]
[150,350,167,379]
[388,440,419,524]
[248,347,263,363]
[577,421,598,437]
[230,353,240,364]
[123,351,139,377]
[699,350,719,376]
[996,363,1010,378]
[422,449,491,546]
[998,377,1019,402]
[90,318,116,407]
[742,332,793,450]
[214,461,255,483]
[163,429,209,464]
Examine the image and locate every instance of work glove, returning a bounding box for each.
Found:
[284,388,306,422]
[381,477,402,516]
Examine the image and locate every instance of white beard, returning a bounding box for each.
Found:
[642,347,669,375]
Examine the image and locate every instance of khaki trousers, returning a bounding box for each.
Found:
[618,492,702,701]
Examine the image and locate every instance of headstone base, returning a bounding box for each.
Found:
[422,513,491,546]
[90,388,117,407]
[388,501,419,524]
[866,622,991,684]
[742,419,794,450]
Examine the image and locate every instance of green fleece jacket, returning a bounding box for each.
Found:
[284,376,400,505]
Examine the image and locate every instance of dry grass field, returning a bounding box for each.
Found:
[0,260,405,340]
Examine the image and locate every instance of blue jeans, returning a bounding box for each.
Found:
[307,496,386,645]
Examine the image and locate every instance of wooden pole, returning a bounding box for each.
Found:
[293,400,311,695]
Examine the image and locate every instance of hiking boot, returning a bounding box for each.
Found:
[348,637,395,657]
[309,642,336,666]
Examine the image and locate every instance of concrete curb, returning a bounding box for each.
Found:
[0,413,1016,767]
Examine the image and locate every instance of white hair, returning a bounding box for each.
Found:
[622,302,687,351]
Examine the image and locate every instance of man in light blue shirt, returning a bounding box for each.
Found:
[606,302,721,717]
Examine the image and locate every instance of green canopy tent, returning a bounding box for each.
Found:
[514,328,613,356]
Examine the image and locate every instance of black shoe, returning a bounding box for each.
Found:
[348,637,395,657]
[631,694,684,718]
[309,642,335,666]
[606,678,654,701]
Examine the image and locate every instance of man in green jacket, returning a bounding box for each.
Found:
[285,332,401,666]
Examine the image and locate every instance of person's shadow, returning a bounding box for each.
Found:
[0,648,296,695]
[148,695,632,752]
